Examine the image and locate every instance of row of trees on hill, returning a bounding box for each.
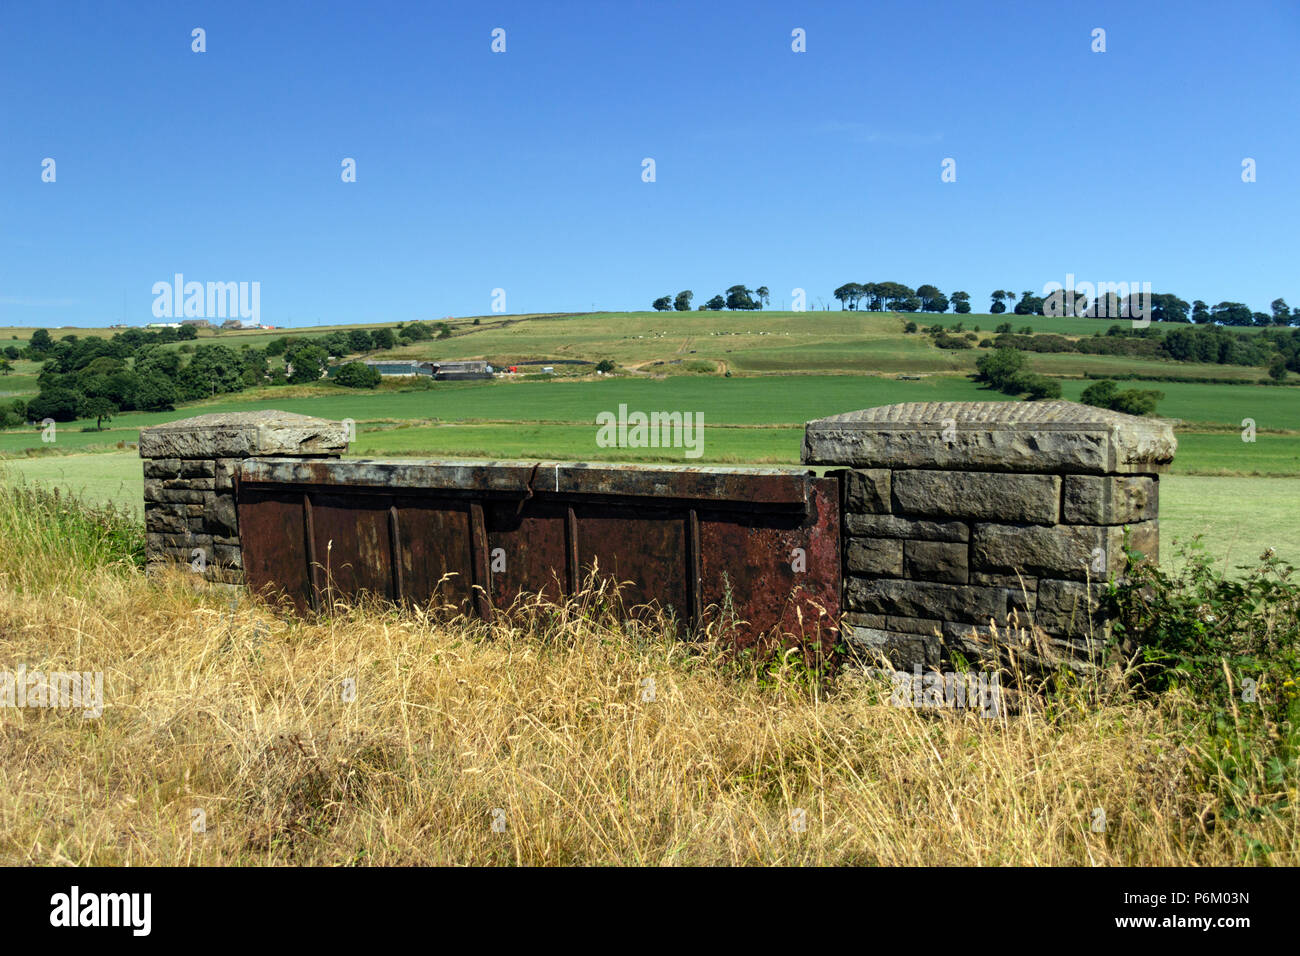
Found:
[833,283,969,314]
[829,283,1299,325]
[652,287,771,312]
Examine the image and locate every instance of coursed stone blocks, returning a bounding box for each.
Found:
[845,513,969,542]
[139,410,349,584]
[808,400,1171,673]
[892,470,1060,525]
[903,540,968,584]
[844,469,891,513]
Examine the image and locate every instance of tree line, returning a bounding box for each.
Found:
[1,321,451,428]
[652,282,1297,326]
[831,283,1299,326]
[651,287,771,312]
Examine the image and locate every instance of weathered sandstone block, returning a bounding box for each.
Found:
[1062,475,1157,525]
[892,470,1060,525]
[844,469,891,513]
[803,400,1176,474]
[903,540,968,584]
[845,513,969,542]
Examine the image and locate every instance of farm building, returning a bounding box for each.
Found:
[432,360,493,381]
[352,360,434,377]
[325,359,494,381]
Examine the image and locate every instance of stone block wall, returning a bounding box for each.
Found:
[803,400,1176,671]
[138,411,349,585]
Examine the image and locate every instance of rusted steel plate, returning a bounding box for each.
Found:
[392,496,475,610]
[484,501,570,607]
[574,505,689,622]
[236,460,841,645]
[237,486,312,612]
[698,477,840,652]
[308,492,394,605]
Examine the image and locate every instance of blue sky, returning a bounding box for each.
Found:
[1,0,1296,328]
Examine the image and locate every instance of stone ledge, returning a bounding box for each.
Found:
[803,400,1176,474]
[139,410,349,460]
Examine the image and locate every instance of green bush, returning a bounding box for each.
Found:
[334,361,383,389]
[1111,540,1300,830]
[1081,379,1164,416]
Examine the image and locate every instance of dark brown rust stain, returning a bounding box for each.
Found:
[388,504,404,603]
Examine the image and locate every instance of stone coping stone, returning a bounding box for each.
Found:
[802,400,1176,474]
[139,411,350,460]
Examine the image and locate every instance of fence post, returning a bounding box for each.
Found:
[138,410,349,587]
[802,400,1176,672]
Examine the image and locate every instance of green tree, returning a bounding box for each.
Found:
[755,286,770,309]
[26,387,81,422]
[950,291,971,314]
[333,361,382,389]
[974,347,1028,391]
[725,285,757,310]
[703,295,725,310]
[652,296,673,311]
[132,372,178,411]
[916,285,949,313]
[347,330,373,353]
[80,396,118,430]
[0,360,11,376]
[285,344,329,384]
[595,359,616,373]
[1014,290,1043,315]
[371,328,397,350]
[1191,300,1210,324]
[990,290,1007,314]
[1270,298,1290,325]
[833,283,865,310]
[1081,379,1162,415]
[1268,353,1288,381]
[399,322,433,342]
[29,329,53,355]
[673,290,693,311]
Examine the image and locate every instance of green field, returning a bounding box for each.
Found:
[4,371,1297,475]
[2,310,1297,573]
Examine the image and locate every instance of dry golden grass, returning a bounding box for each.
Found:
[0,479,1294,866]
[3,558,1296,866]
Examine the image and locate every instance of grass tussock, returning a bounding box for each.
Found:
[0,481,1295,865]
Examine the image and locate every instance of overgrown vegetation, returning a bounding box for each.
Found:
[1111,540,1300,853]
[0,483,1296,864]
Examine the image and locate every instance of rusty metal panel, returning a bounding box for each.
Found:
[308,492,395,605]
[238,486,312,611]
[484,501,570,607]
[235,459,841,648]
[392,496,475,610]
[574,505,689,623]
[698,476,840,652]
